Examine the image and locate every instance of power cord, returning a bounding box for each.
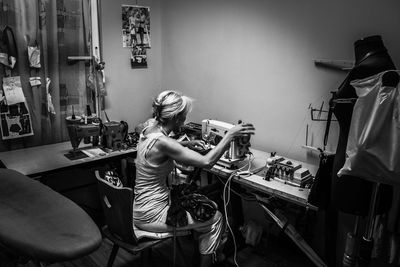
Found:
[223,172,239,267]
[220,152,255,267]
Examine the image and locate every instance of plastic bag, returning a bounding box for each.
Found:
[338,70,400,185]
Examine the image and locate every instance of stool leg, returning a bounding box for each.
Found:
[107,244,119,267]
[173,229,177,267]
[176,236,192,267]
[141,248,151,267]
[32,260,46,267]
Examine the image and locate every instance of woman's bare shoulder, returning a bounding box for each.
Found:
[157,135,182,151]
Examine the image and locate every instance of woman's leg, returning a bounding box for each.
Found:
[199,253,214,267]
[135,210,225,266]
[188,211,224,255]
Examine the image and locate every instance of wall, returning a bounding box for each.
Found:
[160,0,400,165]
[100,0,400,164]
[100,0,162,128]
[99,1,400,264]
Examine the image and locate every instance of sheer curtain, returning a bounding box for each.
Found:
[0,0,96,151]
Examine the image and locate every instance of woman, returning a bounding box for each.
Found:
[133,90,255,267]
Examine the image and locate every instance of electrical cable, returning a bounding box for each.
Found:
[219,152,255,267]
[223,172,239,267]
[216,175,256,202]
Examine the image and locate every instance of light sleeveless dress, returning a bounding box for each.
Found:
[132,129,224,255]
[133,132,173,223]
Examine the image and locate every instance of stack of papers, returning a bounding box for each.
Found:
[82,148,108,158]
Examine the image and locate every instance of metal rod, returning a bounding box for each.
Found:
[365,183,380,239]
[67,56,92,61]
[305,124,308,146]
[353,216,361,236]
[259,203,327,267]
[358,182,381,267]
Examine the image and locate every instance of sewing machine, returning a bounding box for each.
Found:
[202,119,251,168]
[66,116,128,157]
[102,121,128,150]
[66,117,101,153]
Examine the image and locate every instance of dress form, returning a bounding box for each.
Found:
[331,35,395,216]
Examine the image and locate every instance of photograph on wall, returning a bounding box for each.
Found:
[131,46,148,69]
[122,5,151,48]
[1,77,34,140]
[1,112,33,140]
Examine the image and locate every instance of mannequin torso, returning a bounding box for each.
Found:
[332,35,395,215]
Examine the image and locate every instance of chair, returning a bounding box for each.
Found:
[95,170,189,267]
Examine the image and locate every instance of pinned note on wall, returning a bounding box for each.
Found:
[3,76,25,105]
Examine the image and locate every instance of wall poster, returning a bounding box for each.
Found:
[131,46,148,68]
[121,5,151,48]
[1,76,34,140]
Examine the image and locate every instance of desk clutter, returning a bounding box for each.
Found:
[181,121,313,190]
[260,153,313,188]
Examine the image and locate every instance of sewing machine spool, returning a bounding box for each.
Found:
[66,115,82,125]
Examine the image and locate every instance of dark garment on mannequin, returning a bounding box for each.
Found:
[331,35,395,216]
[309,153,335,210]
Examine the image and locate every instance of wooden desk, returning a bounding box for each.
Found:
[0,141,137,177]
[209,149,325,266]
[0,142,137,223]
[209,148,318,209]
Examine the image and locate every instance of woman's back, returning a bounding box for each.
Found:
[133,130,174,223]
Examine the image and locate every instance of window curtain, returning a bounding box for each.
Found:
[0,0,95,151]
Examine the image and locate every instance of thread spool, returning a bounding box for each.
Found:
[65,115,82,125]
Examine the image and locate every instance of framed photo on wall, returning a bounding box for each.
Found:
[121,5,151,48]
[131,46,148,68]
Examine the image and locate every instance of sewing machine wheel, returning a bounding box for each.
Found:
[237,135,251,157]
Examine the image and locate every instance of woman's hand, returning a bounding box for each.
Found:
[187,140,207,151]
[227,123,255,139]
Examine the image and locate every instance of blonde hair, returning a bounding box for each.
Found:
[152,90,193,123]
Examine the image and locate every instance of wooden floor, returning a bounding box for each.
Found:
[2,232,394,267]
[2,234,314,267]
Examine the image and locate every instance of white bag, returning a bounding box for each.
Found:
[338,70,400,185]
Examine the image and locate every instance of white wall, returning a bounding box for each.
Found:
[100,0,400,165]
[100,0,162,129]
[99,1,400,262]
[160,0,400,165]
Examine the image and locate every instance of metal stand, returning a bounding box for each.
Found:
[343,216,361,267]
[258,202,327,267]
[342,182,381,267]
[358,182,381,267]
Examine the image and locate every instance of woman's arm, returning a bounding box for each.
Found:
[158,123,255,169]
[180,139,206,150]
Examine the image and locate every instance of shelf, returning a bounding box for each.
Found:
[313,59,354,71]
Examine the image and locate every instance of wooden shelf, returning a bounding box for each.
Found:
[313,59,354,71]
